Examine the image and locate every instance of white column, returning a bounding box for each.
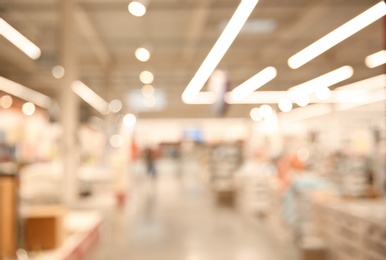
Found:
[59,0,80,206]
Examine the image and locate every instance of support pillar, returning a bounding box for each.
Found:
[59,0,80,206]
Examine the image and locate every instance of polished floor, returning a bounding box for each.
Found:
[85,159,299,260]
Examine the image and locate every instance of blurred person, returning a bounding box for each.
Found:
[144,146,157,179]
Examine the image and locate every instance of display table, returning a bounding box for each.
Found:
[313,198,386,260]
[26,211,103,260]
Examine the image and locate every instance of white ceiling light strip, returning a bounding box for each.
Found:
[186,92,216,104]
[288,66,353,98]
[182,0,259,103]
[225,91,288,104]
[288,1,386,69]
[335,88,385,111]
[365,50,386,68]
[71,80,110,115]
[334,74,386,92]
[230,66,277,101]
[188,74,385,104]
[0,76,52,108]
[0,18,41,60]
[279,104,333,124]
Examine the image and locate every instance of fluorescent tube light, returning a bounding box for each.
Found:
[288,66,353,99]
[225,91,288,104]
[0,77,52,108]
[71,80,110,114]
[182,0,259,103]
[190,74,384,105]
[184,92,216,104]
[288,2,386,69]
[0,18,41,60]
[230,66,277,101]
[280,104,333,124]
[365,50,386,68]
[335,88,385,111]
[334,74,385,92]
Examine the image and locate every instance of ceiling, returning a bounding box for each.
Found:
[0,0,383,119]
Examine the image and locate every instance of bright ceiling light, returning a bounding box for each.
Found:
[294,95,310,107]
[182,0,259,103]
[250,108,262,122]
[278,98,293,112]
[288,2,386,69]
[128,1,147,17]
[315,87,331,100]
[139,71,154,84]
[22,102,36,116]
[0,18,41,60]
[0,95,13,109]
[52,65,65,79]
[135,47,151,62]
[143,96,156,107]
[259,104,273,118]
[230,66,277,101]
[71,80,110,115]
[365,50,386,68]
[109,99,123,113]
[110,135,124,148]
[123,113,137,128]
[141,85,155,97]
[288,66,353,98]
[0,77,52,108]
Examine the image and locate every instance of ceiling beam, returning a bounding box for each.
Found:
[182,0,214,62]
[74,6,113,68]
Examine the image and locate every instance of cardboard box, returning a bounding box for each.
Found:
[301,237,326,260]
[23,205,66,251]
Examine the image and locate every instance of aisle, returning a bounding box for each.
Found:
[85,159,298,260]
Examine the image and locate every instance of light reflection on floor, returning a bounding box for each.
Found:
[85,159,298,260]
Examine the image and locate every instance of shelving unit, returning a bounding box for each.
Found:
[208,142,243,204]
[313,199,386,260]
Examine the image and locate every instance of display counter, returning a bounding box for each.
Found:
[26,210,103,260]
[313,198,386,260]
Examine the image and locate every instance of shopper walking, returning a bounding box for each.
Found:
[144,147,157,179]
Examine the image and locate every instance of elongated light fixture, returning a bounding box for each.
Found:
[279,104,333,124]
[288,1,386,69]
[365,50,386,68]
[71,80,110,115]
[182,0,259,103]
[288,66,353,99]
[0,77,52,108]
[230,66,277,101]
[0,18,41,60]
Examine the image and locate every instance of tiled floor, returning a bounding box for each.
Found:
[85,159,299,260]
